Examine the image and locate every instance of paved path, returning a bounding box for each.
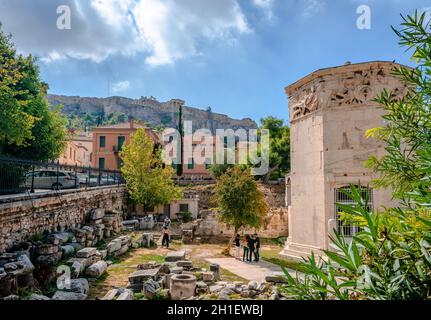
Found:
[206,257,295,283]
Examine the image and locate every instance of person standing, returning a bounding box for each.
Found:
[162,227,170,248]
[234,234,241,260]
[242,235,250,262]
[253,233,261,262]
[247,234,255,262]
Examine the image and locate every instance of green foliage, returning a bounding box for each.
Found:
[120,128,182,213]
[182,211,192,223]
[259,116,290,182]
[215,166,268,252]
[281,11,431,300]
[0,26,67,160]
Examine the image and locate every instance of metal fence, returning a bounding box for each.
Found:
[0,156,124,196]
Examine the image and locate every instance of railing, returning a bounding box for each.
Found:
[0,156,124,196]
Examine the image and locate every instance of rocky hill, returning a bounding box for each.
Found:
[47,94,257,132]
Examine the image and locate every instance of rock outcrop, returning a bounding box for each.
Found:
[47,94,257,133]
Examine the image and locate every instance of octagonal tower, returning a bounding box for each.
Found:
[281,61,408,259]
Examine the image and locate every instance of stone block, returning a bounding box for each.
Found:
[107,239,122,254]
[265,272,287,284]
[202,271,215,282]
[128,268,160,285]
[51,291,87,300]
[76,247,97,258]
[101,289,118,300]
[69,278,90,295]
[36,244,59,255]
[61,245,75,257]
[117,289,134,300]
[28,294,50,300]
[176,260,193,269]
[165,251,186,262]
[86,261,108,278]
[90,208,105,220]
[171,267,183,274]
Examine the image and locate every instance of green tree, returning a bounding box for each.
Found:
[259,116,290,182]
[214,166,268,254]
[177,103,184,177]
[281,11,431,300]
[0,27,66,160]
[0,27,35,147]
[120,128,182,214]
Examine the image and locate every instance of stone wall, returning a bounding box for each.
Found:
[182,181,289,240]
[0,186,127,252]
[185,181,286,210]
[189,208,289,241]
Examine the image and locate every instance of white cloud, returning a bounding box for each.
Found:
[112,81,130,93]
[252,0,274,19]
[302,0,325,18]
[0,0,251,67]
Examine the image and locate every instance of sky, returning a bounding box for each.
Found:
[0,0,430,124]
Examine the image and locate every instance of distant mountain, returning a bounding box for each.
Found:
[47,94,258,133]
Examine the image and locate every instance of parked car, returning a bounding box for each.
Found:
[24,170,78,190]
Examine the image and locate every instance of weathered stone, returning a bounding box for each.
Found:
[69,278,90,295]
[107,239,122,254]
[128,268,160,285]
[36,244,59,255]
[209,285,224,294]
[47,232,74,245]
[117,289,134,300]
[98,250,108,259]
[61,245,75,257]
[143,279,161,299]
[51,291,87,300]
[101,289,118,300]
[76,247,97,258]
[247,281,258,290]
[90,208,105,220]
[202,271,215,282]
[86,261,107,278]
[170,274,196,300]
[269,293,280,300]
[210,264,221,281]
[195,281,208,295]
[28,294,50,300]
[171,267,183,274]
[159,263,172,275]
[165,251,186,262]
[176,260,193,269]
[137,261,160,270]
[265,272,287,284]
[142,233,153,248]
[36,252,62,266]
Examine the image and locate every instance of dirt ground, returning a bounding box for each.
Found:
[89,238,287,299]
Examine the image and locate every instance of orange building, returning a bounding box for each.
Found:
[59,141,79,166]
[92,120,159,170]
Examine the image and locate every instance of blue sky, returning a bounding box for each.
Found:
[0,0,429,124]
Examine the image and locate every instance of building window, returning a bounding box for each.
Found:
[334,186,373,237]
[98,158,105,170]
[99,136,106,148]
[187,158,194,170]
[179,204,189,212]
[118,136,126,150]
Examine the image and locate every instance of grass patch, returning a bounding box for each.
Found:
[260,248,306,273]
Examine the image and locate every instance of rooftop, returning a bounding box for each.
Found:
[285,60,408,96]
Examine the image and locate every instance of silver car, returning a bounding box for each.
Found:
[24,170,78,190]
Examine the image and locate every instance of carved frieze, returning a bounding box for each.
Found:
[290,86,319,121]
